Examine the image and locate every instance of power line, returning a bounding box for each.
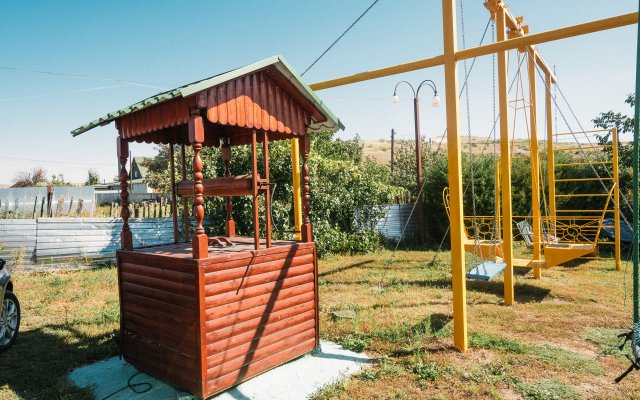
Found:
[0,155,115,167]
[0,85,127,101]
[301,0,382,76]
[0,65,170,90]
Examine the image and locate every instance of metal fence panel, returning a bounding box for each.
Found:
[0,187,48,218]
[0,219,37,261]
[35,217,175,260]
[375,204,418,242]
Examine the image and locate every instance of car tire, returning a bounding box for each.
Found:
[0,291,20,351]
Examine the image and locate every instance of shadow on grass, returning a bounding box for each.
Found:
[323,276,550,303]
[319,260,375,277]
[0,323,118,399]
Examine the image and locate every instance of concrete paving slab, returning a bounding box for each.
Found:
[69,340,369,400]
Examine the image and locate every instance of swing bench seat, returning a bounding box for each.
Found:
[467,261,507,281]
[463,239,504,259]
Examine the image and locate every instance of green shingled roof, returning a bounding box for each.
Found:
[70,55,343,137]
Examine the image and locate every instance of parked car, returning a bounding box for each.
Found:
[0,258,19,350]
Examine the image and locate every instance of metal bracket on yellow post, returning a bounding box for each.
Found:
[528,51,543,279]
[291,137,303,241]
[496,2,515,305]
[443,0,468,352]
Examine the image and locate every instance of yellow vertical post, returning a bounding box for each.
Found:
[495,159,502,241]
[612,127,621,270]
[545,72,556,235]
[292,137,303,241]
[527,51,543,279]
[443,0,468,352]
[496,3,515,305]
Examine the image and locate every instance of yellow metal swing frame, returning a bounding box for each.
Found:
[304,0,636,351]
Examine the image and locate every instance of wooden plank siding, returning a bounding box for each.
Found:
[117,240,318,398]
[118,251,201,394]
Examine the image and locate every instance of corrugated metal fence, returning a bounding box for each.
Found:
[0,218,184,265]
[0,204,415,266]
[375,203,418,242]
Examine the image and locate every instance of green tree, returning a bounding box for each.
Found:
[84,169,101,186]
[49,174,69,186]
[141,132,403,256]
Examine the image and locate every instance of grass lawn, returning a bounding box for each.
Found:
[1,249,639,399]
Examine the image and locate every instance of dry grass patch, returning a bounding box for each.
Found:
[318,250,640,399]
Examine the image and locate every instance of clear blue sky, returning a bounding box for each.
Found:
[0,0,636,184]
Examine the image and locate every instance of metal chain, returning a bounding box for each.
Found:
[460,0,483,268]
[491,18,500,261]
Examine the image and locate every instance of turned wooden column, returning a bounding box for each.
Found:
[299,134,313,242]
[169,143,179,244]
[251,130,260,250]
[189,114,208,259]
[221,138,235,237]
[117,137,133,250]
[180,144,191,241]
[263,131,272,248]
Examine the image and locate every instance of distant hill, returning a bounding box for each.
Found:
[362,136,548,166]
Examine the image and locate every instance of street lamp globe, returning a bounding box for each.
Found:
[432,94,441,108]
[391,94,399,103]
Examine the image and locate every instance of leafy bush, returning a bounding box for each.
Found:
[142,132,403,257]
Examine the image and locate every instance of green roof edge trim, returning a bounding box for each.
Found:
[70,55,343,137]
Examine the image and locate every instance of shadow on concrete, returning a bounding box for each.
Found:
[0,322,118,399]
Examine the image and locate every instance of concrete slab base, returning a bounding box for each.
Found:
[69,341,369,400]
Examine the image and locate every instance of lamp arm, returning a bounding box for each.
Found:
[416,79,438,97]
[393,80,416,98]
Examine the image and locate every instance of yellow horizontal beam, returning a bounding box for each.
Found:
[455,12,637,63]
[309,11,637,91]
[555,145,610,151]
[554,129,610,136]
[309,55,444,91]
[556,193,610,197]
[555,161,612,167]
[555,177,613,182]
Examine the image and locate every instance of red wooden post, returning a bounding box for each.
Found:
[189,115,208,259]
[221,139,235,237]
[180,144,191,242]
[251,130,260,250]
[263,131,272,248]
[169,143,179,243]
[117,136,133,250]
[300,134,313,242]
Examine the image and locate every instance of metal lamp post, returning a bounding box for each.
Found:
[392,80,440,244]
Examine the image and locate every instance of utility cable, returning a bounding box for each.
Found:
[100,371,152,400]
[301,0,382,76]
[0,65,169,90]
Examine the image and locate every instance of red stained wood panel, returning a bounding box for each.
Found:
[205,307,315,354]
[207,87,218,123]
[227,81,237,126]
[244,75,253,128]
[252,73,262,130]
[206,337,317,394]
[236,77,245,127]
[205,297,315,335]
[206,322,316,370]
[204,262,313,297]
[204,272,314,308]
[117,241,318,399]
